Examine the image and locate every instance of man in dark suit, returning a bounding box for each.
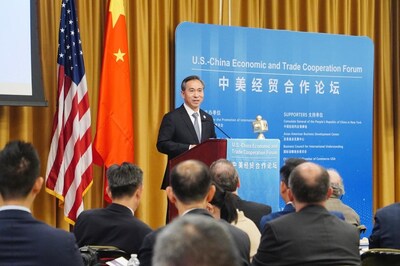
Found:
[74,162,152,255]
[210,159,271,228]
[157,75,216,189]
[259,158,306,230]
[0,140,83,266]
[139,160,250,266]
[369,202,400,249]
[252,162,360,266]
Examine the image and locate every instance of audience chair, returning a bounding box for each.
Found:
[361,248,400,266]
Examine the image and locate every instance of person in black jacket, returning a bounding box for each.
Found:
[139,160,250,266]
[74,162,152,255]
[0,140,83,266]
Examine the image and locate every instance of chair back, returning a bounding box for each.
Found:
[361,248,400,266]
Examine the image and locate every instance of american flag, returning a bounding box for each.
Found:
[45,0,93,224]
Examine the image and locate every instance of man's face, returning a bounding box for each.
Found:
[181,79,204,111]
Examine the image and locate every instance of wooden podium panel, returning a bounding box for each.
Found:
[169,139,227,169]
[167,139,227,221]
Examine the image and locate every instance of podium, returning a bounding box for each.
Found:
[168,139,227,221]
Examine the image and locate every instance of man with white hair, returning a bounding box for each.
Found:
[325,168,360,226]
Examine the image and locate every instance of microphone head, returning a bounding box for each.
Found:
[201,115,207,121]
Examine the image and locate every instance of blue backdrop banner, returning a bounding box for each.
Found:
[175,22,374,235]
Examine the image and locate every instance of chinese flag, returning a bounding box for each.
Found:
[93,0,134,202]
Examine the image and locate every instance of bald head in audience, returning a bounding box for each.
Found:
[166,159,215,213]
[288,162,332,211]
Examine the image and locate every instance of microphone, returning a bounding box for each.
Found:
[213,123,231,139]
[200,114,231,139]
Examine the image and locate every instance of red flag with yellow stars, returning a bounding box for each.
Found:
[93,0,134,202]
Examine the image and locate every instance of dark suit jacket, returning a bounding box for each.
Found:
[369,202,400,249]
[259,202,295,230]
[74,203,153,255]
[233,194,271,229]
[157,104,216,189]
[138,208,250,266]
[252,205,361,266]
[0,209,83,266]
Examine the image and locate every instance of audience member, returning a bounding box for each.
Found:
[210,159,271,228]
[157,75,216,189]
[252,162,361,266]
[325,168,360,226]
[259,158,306,230]
[369,202,400,249]
[0,140,83,266]
[208,184,261,261]
[153,214,241,266]
[74,162,152,255]
[259,158,344,230]
[139,160,250,266]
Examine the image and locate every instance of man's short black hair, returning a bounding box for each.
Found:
[180,75,205,91]
[106,162,143,199]
[280,158,307,185]
[0,140,40,200]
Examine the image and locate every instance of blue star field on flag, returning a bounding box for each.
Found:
[58,0,85,85]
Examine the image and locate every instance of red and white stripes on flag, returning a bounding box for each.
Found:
[45,0,93,224]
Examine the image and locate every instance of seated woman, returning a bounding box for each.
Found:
[207,183,261,261]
